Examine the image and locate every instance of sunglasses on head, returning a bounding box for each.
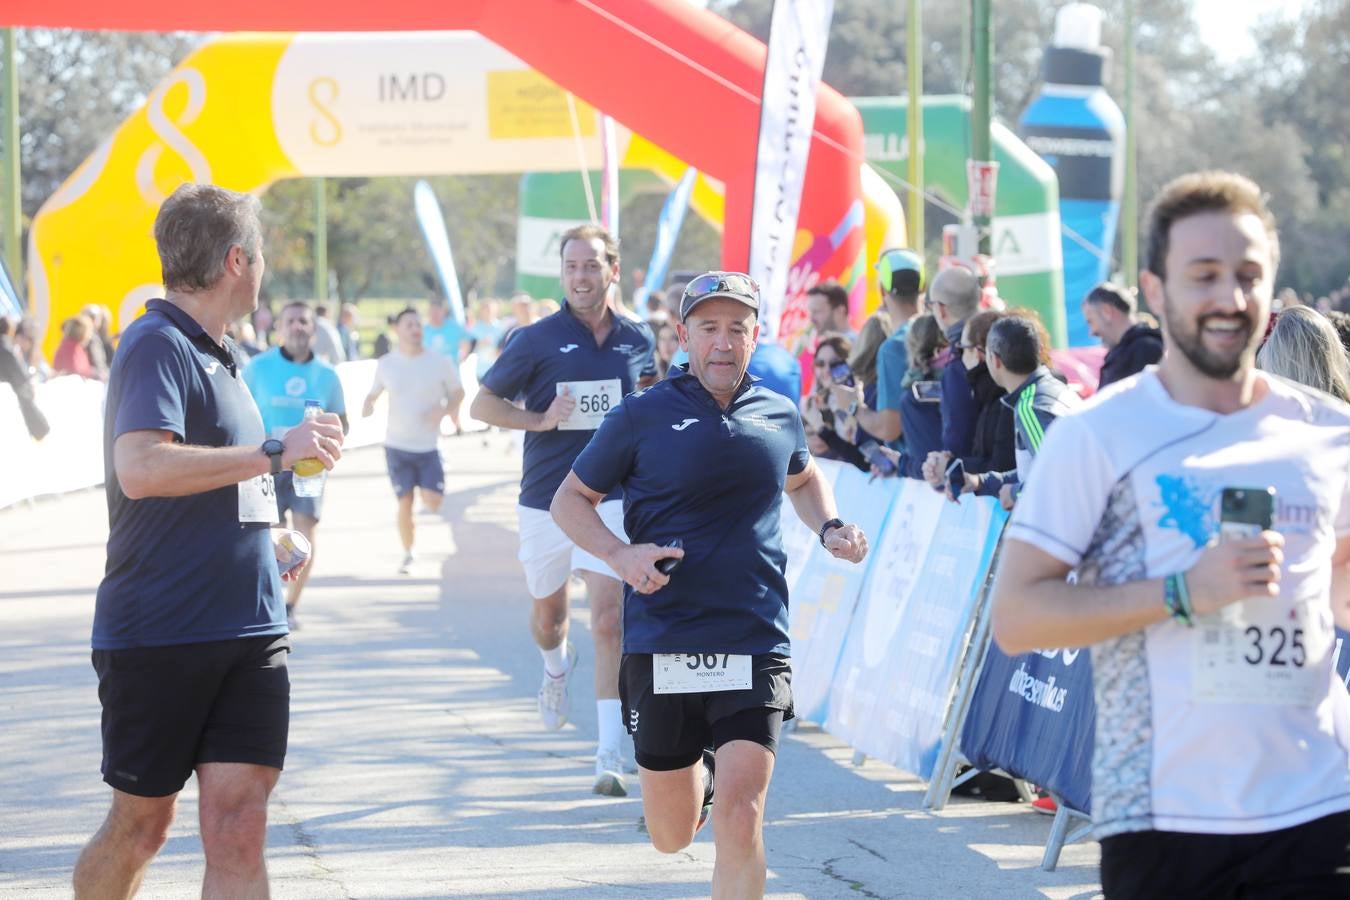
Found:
[684,272,760,304]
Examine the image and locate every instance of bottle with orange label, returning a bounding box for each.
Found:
[292,400,327,497]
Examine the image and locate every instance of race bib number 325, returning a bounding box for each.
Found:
[1192,599,1328,707]
[557,379,621,431]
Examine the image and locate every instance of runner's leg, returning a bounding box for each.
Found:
[531,584,569,658]
[397,492,415,554]
[580,570,621,702]
[73,790,178,899]
[637,759,706,853]
[710,740,775,900]
[197,762,280,898]
[286,512,317,611]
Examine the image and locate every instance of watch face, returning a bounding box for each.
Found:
[262,439,284,456]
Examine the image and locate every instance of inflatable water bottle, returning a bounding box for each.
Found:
[1019,3,1124,347]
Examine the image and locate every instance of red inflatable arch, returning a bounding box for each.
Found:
[7,0,867,327]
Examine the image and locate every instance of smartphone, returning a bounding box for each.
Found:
[829,361,855,387]
[945,458,966,500]
[1219,487,1275,540]
[655,537,684,576]
[912,380,942,403]
[860,440,896,476]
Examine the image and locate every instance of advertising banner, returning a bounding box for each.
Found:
[825,484,1007,778]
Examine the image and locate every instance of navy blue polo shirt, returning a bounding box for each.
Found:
[94,299,285,650]
[572,366,811,655]
[480,303,655,510]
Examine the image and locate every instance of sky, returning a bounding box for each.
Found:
[1191,0,1302,62]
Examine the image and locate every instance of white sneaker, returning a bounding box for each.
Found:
[593,749,628,797]
[398,553,414,575]
[537,642,578,730]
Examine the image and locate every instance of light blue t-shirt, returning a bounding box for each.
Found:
[424,319,466,360]
[874,323,911,413]
[243,348,346,440]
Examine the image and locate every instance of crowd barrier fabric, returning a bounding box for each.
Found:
[820,481,1008,779]
[0,355,483,510]
[783,461,898,723]
[960,642,1096,814]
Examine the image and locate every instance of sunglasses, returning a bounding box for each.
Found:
[683,272,760,304]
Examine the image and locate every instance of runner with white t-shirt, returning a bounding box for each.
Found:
[362,307,464,575]
[471,224,655,798]
[991,171,1350,898]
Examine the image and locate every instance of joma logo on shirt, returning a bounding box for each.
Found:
[559,344,578,353]
[672,418,698,431]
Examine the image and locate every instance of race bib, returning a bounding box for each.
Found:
[556,379,621,431]
[1192,599,1328,706]
[653,653,752,694]
[238,474,279,524]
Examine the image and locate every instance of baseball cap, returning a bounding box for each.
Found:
[876,248,924,294]
[679,271,761,321]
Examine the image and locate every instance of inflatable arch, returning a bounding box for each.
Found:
[855,96,1067,346]
[21,1,884,357]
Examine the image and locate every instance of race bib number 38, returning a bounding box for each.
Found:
[653,653,752,694]
[557,379,621,431]
[1192,599,1329,707]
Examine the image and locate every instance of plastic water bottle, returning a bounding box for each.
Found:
[292,400,326,498]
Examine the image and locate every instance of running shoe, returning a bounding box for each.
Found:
[537,642,578,730]
[593,749,628,797]
[1031,795,1058,815]
[398,553,414,575]
[697,747,715,829]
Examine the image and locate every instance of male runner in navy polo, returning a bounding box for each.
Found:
[74,184,345,896]
[470,223,655,797]
[552,272,868,899]
[244,299,348,628]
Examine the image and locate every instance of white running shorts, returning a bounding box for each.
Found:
[516,499,626,599]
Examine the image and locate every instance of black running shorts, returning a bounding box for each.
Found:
[620,652,793,771]
[91,635,291,798]
[1100,811,1350,899]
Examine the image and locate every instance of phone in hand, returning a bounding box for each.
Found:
[1219,487,1275,540]
[945,457,966,501]
[912,380,942,403]
[860,440,896,476]
[829,361,855,387]
[655,537,684,576]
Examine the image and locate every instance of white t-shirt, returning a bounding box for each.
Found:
[1008,369,1350,838]
[373,349,462,453]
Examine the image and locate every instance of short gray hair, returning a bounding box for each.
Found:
[928,267,981,320]
[154,183,262,291]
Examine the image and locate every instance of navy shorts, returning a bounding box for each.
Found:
[92,635,291,797]
[384,446,444,497]
[274,470,322,522]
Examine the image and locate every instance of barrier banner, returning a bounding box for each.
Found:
[825,484,1007,778]
[786,464,897,723]
[960,643,1096,814]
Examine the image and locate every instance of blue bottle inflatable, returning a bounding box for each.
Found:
[1019,3,1124,348]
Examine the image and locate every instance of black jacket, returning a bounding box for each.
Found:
[0,337,49,441]
[960,362,1015,477]
[1099,323,1163,388]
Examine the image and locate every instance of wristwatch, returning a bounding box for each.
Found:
[818,517,846,547]
[261,439,284,476]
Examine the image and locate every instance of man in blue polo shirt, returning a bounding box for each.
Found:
[244,299,348,628]
[74,184,345,896]
[471,223,655,798]
[551,271,868,899]
[854,247,924,450]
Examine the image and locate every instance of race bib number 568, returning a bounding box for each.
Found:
[557,379,621,431]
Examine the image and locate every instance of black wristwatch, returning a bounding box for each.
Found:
[261,439,285,476]
[818,517,846,547]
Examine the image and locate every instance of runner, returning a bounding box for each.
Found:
[74,184,344,896]
[551,272,868,898]
[362,306,464,575]
[469,223,655,797]
[244,300,348,628]
[992,171,1350,898]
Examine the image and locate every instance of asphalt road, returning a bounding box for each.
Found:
[0,434,1101,898]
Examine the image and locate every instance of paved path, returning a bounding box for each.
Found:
[0,435,1101,898]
